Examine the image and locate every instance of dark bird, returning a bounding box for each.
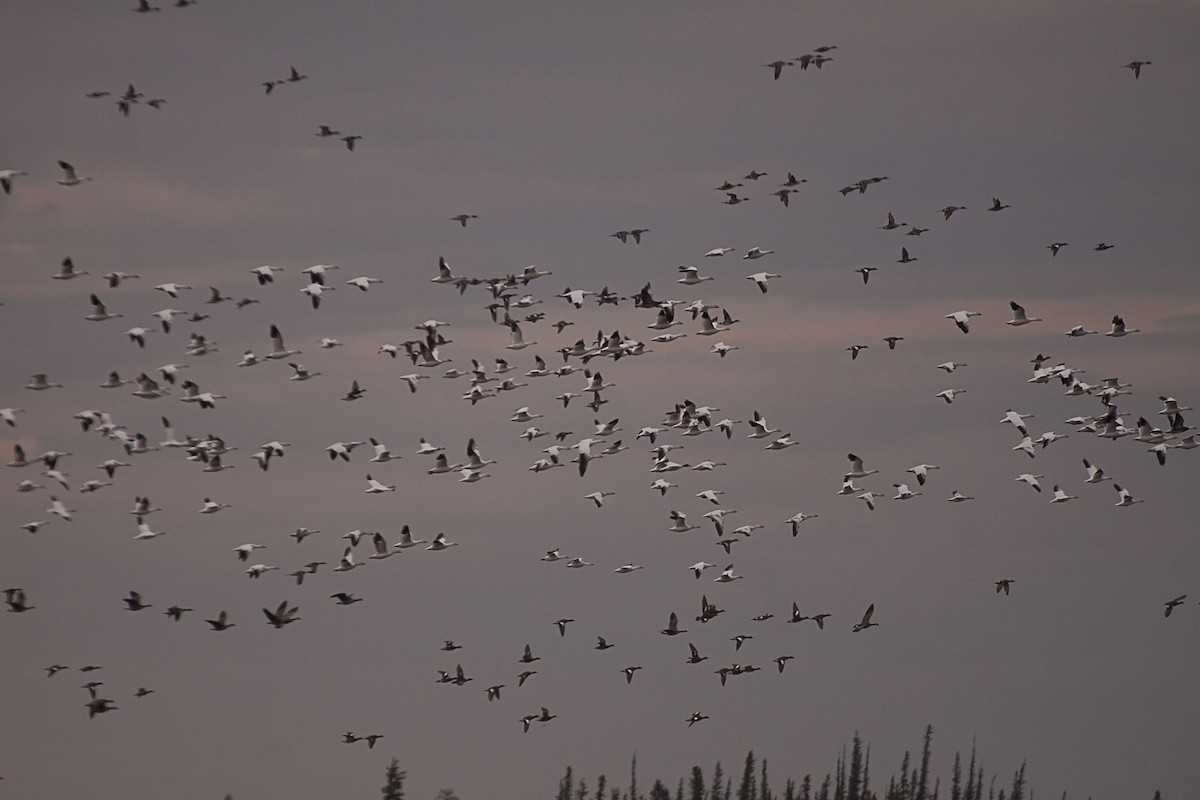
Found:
[206,611,235,631]
[852,604,877,632]
[1124,60,1151,80]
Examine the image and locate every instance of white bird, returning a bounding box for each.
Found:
[368,532,396,559]
[1113,484,1143,507]
[613,564,643,574]
[300,282,334,308]
[713,564,743,583]
[937,362,967,373]
[427,533,459,551]
[288,362,321,381]
[47,496,75,521]
[705,247,734,257]
[650,479,677,495]
[584,491,615,507]
[53,257,88,280]
[1066,325,1099,337]
[367,438,398,462]
[266,324,300,359]
[745,272,782,293]
[906,464,940,486]
[250,265,284,284]
[505,323,536,351]
[1106,315,1141,337]
[56,160,92,186]
[134,517,167,540]
[668,511,700,533]
[85,294,122,322]
[364,474,396,494]
[198,497,230,514]
[947,490,975,502]
[393,526,427,549]
[0,168,27,194]
[1001,409,1035,436]
[893,483,922,500]
[1015,473,1044,492]
[346,276,383,291]
[844,453,879,479]
[764,434,797,450]
[677,266,714,286]
[1049,485,1078,504]
[742,247,775,260]
[858,492,880,511]
[746,410,778,439]
[1006,301,1043,326]
[945,310,982,334]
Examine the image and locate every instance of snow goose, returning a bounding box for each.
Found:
[945,310,981,334]
[1105,315,1140,337]
[1006,301,1043,326]
[745,272,782,293]
[56,160,92,186]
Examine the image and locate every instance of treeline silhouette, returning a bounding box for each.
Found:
[371,727,1168,800]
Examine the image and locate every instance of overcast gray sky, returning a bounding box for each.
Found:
[3,2,1199,799]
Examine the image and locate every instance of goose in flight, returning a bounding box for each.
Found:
[56,160,92,186]
[743,247,775,259]
[205,611,234,631]
[1112,484,1143,507]
[1082,459,1110,483]
[1015,473,1044,492]
[1049,485,1078,503]
[995,579,1014,595]
[878,212,905,230]
[661,612,687,636]
[1047,242,1068,257]
[363,474,396,494]
[427,533,459,550]
[1105,315,1140,337]
[54,257,88,280]
[1065,324,1099,337]
[1164,595,1186,617]
[1124,60,1151,79]
[713,564,743,583]
[677,265,714,286]
[940,205,965,220]
[858,491,881,511]
[947,490,975,502]
[686,712,709,727]
[668,510,700,533]
[1001,409,1034,436]
[0,169,27,195]
[989,197,1010,211]
[852,604,877,632]
[945,310,981,334]
[1006,301,1043,326]
[845,453,879,479]
[123,591,151,611]
[263,601,300,628]
[746,272,782,293]
[785,512,818,536]
[892,483,922,500]
[86,294,122,322]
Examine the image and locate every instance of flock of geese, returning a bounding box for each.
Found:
[0,6,1192,799]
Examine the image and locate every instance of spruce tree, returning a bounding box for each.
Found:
[738,752,757,800]
[559,767,575,800]
[690,767,706,800]
[711,762,726,800]
[761,758,772,800]
[847,735,863,800]
[596,775,607,800]
[649,779,672,800]
[381,759,406,800]
[916,725,934,800]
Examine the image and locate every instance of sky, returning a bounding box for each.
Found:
[2,2,1199,798]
